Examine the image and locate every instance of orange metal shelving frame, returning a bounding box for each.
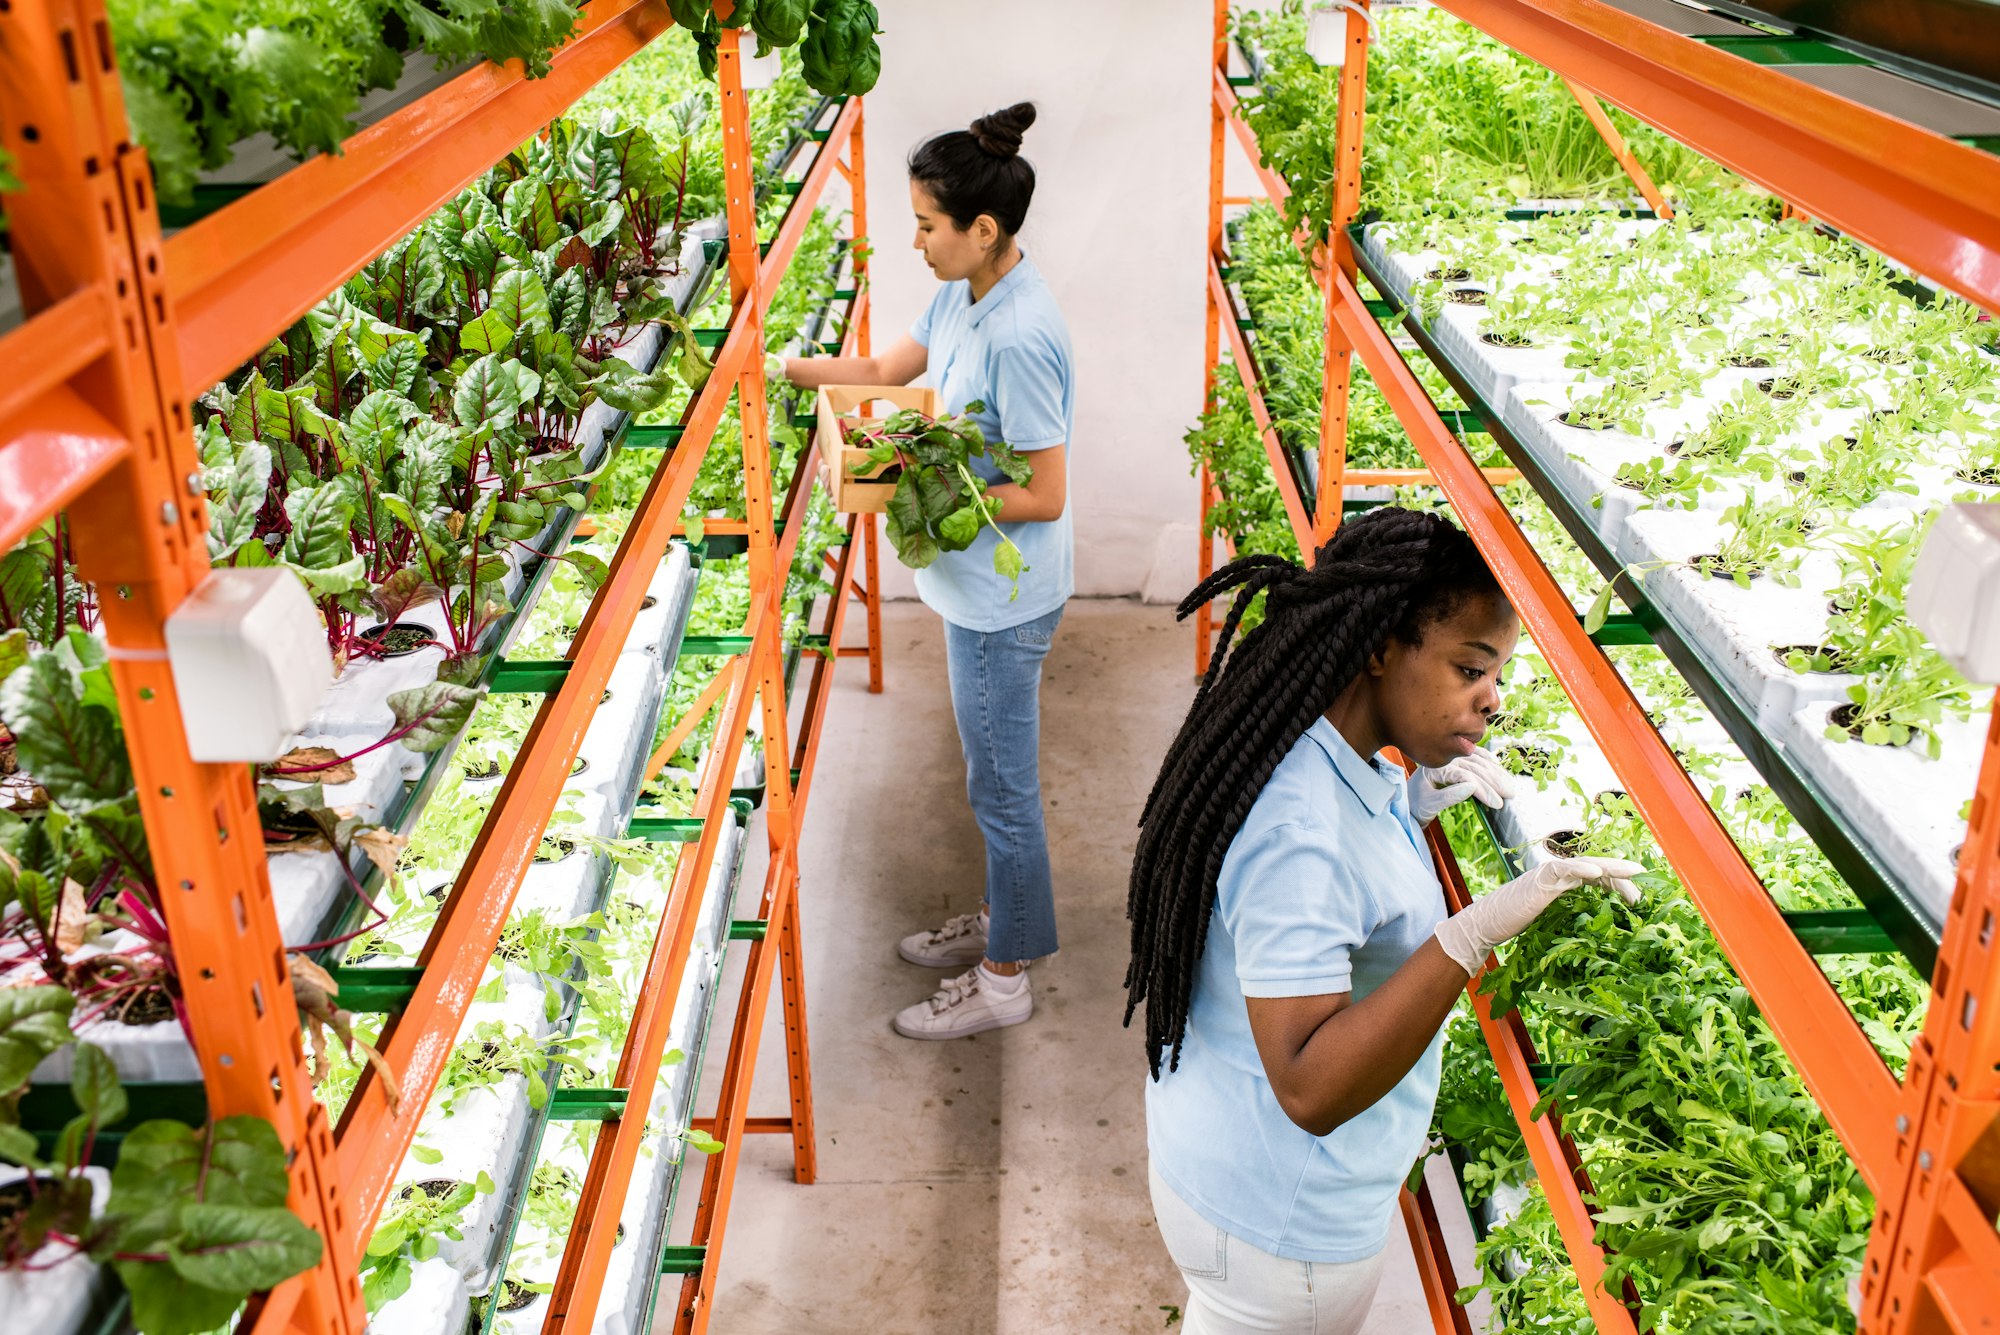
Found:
[0,5,867,1333]
[1199,1,2000,1331]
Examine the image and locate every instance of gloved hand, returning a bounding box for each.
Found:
[1434,856,1646,977]
[763,351,789,383]
[1409,747,1515,826]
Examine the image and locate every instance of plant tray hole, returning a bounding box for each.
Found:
[398,1178,464,1206]
[1755,378,1796,401]
[640,596,658,611]
[498,1280,538,1313]
[1558,411,1614,432]
[360,623,433,658]
[1828,703,1912,747]
[1444,288,1487,306]
[1954,467,2000,488]
[538,838,578,864]
[1772,644,1850,674]
[1425,267,1472,282]
[462,759,503,783]
[1543,831,1585,858]
[1479,333,1532,348]
[1690,554,1761,582]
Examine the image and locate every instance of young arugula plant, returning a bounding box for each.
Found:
[358,1171,496,1311]
[846,402,1034,598]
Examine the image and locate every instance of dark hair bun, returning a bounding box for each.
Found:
[969,103,1037,159]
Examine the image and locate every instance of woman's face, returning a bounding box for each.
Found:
[1370,592,1519,770]
[910,181,997,282]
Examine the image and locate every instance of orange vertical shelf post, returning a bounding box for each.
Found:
[1311,0,1374,544]
[0,4,364,1331]
[1196,0,1231,678]
[1860,697,2000,1333]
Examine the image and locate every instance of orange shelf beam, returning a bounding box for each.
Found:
[164,0,675,398]
[1321,250,1905,1188]
[331,63,864,1252]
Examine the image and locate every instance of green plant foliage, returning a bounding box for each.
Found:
[0,987,319,1333]
[799,0,882,96]
[1233,2,1739,235]
[106,0,586,205]
[846,403,1033,596]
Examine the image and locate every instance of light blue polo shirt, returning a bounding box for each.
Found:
[909,255,1074,632]
[1145,718,1449,1263]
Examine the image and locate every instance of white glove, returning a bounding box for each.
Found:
[1434,856,1647,977]
[763,351,789,383]
[1409,747,1515,826]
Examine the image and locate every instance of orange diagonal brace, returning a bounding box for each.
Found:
[1325,259,1902,1189]
[1560,76,1672,219]
[756,98,862,297]
[332,277,764,1258]
[645,659,742,787]
[1430,824,1645,1331]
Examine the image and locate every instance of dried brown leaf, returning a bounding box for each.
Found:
[266,747,357,786]
[352,827,408,881]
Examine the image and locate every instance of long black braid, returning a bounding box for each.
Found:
[1125,508,1502,1077]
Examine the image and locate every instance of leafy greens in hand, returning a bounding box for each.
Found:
[846,402,1031,599]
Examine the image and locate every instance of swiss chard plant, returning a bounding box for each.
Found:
[844,403,1033,598]
[0,985,322,1335]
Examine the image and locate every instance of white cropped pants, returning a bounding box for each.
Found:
[1150,1163,1386,1335]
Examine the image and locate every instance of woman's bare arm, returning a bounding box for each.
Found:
[984,445,1067,523]
[780,334,928,389]
[1244,938,1469,1137]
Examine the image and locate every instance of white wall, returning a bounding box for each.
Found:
[858,0,1216,602]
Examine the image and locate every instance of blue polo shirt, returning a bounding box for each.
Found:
[1145,718,1449,1263]
[909,255,1074,632]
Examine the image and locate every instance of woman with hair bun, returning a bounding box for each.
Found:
[780,102,1077,1040]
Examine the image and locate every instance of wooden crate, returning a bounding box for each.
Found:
[815,384,940,514]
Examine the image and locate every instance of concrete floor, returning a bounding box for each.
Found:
[669,599,1489,1334]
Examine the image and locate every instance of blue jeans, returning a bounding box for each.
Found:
[942,606,1063,964]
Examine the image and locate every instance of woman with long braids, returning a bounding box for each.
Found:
[780,102,1074,1039]
[1129,509,1643,1334]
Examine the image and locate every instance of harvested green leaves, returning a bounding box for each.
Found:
[845,403,1032,598]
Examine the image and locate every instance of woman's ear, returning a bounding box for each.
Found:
[973,213,1002,252]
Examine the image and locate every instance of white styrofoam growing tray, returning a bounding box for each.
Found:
[1774,700,1986,927]
[365,1256,471,1335]
[575,654,668,811]
[622,544,699,662]
[0,1166,111,1335]
[1623,507,1854,732]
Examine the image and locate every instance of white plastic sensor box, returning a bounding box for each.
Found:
[1909,503,2000,686]
[740,45,782,90]
[1305,0,1374,68]
[165,568,333,762]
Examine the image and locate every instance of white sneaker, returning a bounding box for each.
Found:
[898,911,987,968]
[892,968,1032,1040]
